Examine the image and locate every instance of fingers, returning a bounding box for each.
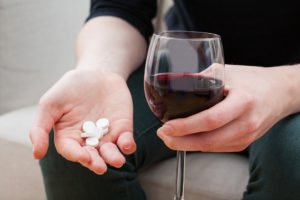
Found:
[158,88,254,137]
[82,146,107,175]
[55,136,91,164]
[157,115,258,152]
[117,131,136,155]
[29,105,60,159]
[55,136,109,174]
[100,118,136,155]
[99,142,126,168]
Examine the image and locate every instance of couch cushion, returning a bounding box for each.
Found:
[0,105,249,200]
[139,153,249,200]
[0,105,37,146]
[0,138,46,200]
[0,0,89,114]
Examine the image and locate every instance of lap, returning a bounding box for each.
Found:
[244,113,300,200]
[40,66,174,200]
[40,132,142,199]
[41,65,300,200]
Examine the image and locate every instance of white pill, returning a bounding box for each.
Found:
[85,137,99,147]
[82,121,96,133]
[81,131,98,138]
[102,127,109,135]
[95,128,104,139]
[96,118,110,129]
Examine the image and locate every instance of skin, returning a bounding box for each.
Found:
[29,17,147,174]
[157,64,300,152]
[30,16,300,174]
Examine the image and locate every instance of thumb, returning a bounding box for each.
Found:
[29,102,60,159]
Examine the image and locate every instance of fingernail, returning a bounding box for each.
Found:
[32,148,39,160]
[124,145,131,151]
[120,139,132,151]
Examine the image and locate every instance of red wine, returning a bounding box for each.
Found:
[144,73,224,123]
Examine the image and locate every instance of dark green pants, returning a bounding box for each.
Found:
[40,67,300,200]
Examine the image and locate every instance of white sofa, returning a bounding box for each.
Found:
[0,0,249,199]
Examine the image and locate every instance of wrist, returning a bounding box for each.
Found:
[68,67,129,89]
[75,62,131,80]
[284,64,300,114]
[271,65,300,116]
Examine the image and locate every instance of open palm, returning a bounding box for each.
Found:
[30,69,136,174]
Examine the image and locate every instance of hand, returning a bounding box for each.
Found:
[29,68,136,174]
[157,65,292,152]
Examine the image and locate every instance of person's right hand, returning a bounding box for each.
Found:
[29,68,136,174]
[157,65,297,152]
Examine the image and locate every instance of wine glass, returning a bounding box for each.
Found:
[144,31,225,200]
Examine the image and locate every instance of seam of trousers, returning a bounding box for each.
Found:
[134,121,161,142]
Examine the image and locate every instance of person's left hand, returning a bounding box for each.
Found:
[157,65,293,152]
[29,69,136,174]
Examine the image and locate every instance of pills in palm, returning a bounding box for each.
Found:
[81,118,110,147]
[96,118,110,129]
[102,127,109,135]
[85,137,99,147]
[81,130,100,138]
[82,121,96,133]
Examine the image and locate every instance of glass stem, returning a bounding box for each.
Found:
[174,150,186,200]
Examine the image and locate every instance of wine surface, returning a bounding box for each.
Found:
[144,73,224,122]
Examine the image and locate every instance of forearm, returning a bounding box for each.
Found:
[75,16,147,80]
[273,64,300,116]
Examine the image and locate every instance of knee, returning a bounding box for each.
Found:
[245,114,300,199]
[264,114,300,184]
[271,114,300,171]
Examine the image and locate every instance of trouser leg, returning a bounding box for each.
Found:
[243,113,300,200]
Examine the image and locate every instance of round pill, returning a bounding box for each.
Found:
[96,118,110,129]
[82,121,96,133]
[102,127,109,135]
[85,137,99,147]
[95,128,104,139]
[81,131,98,138]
